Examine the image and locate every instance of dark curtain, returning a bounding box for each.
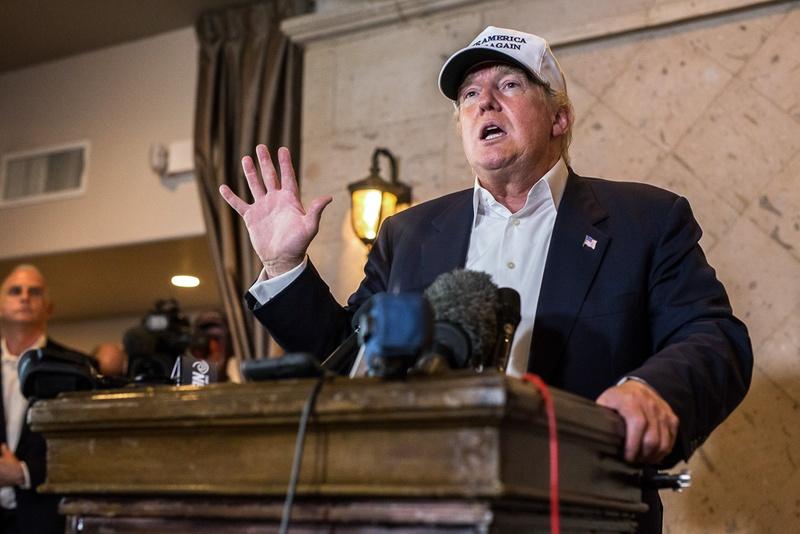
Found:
[194,1,307,361]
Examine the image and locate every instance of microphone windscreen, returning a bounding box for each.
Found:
[424,269,499,365]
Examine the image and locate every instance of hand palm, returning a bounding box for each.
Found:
[243,187,318,262]
[220,145,332,277]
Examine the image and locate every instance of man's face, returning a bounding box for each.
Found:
[0,268,51,330]
[457,64,561,179]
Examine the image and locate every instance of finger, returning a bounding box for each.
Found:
[657,413,679,462]
[306,195,333,222]
[242,155,266,198]
[219,185,249,217]
[656,417,673,462]
[639,415,662,463]
[277,147,299,196]
[256,144,279,192]
[624,411,646,463]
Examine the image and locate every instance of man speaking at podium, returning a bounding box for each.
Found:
[220,26,752,532]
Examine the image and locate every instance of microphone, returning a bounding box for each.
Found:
[491,287,521,372]
[358,293,433,378]
[320,296,378,374]
[423,269,499,371]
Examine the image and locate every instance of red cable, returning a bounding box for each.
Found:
[522,373,560,534]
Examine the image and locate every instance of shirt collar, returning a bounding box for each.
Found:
[1,335,47,362]
[471,158,569,223]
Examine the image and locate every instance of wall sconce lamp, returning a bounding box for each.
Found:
[348,148,412,246]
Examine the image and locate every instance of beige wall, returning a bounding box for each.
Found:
[290,0,799,531]
[0,27,205,260]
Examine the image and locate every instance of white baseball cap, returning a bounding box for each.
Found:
[438,26,567,101]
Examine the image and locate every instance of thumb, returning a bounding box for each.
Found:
[306,195,333,224]
[0,444,9,456]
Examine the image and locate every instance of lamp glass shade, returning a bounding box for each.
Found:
[350,188,398,243]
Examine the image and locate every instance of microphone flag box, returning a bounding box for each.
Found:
[170,354,218,386]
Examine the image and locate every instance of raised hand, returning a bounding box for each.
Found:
[596,379,680,465]
[219,145,332,278]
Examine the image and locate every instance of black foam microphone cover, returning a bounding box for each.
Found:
[424,269,499,368]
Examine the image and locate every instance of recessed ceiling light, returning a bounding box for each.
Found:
[171,275,200,288]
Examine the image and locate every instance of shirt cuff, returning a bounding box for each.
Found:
[18,461,30,489]
[248,257,308,305]
[616,375,651,388]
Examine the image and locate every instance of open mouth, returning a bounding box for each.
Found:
[480,123,506,141]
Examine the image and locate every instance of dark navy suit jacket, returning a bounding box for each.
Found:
[0,338,65,534]
[251,171,753,532]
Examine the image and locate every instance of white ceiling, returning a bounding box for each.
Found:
[0,0,251,73]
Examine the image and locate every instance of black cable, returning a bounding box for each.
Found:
[279,374,326,534]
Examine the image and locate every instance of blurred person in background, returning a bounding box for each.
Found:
[191,311,242,383]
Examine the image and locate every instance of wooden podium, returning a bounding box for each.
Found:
[29,372,647,533]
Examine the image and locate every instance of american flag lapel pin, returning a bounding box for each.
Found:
[583,234,597,250]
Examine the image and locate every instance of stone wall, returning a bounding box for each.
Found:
[286,1,799,531]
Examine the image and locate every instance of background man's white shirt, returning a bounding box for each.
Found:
[0,336,39,508]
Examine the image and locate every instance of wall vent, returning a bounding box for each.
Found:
[1,141,89,206]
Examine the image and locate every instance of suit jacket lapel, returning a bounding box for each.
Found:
[419,189,474,284]
[529,172,610,382]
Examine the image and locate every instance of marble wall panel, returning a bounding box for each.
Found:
[661,368,800,532]
[678,2,790,74]
[672,78,800,214]
[708,216,800,348]
[556,35,644,98]
[745,151,800,263]
[302,45,337,141]
[602,34,733,150]
[749,469,800,530]
[744,7,800,118]
[354,112,453,200]
[558,77,598,131]
[569,100,665,182]
[754,304,800,404]
[443,116,475,192]
[331,12,481,133]
[488,0,659,40]
[644,154,740,252]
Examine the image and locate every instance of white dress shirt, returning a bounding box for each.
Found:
[465,158,567,377]
[0,336,39,509]
[250,159,569,378]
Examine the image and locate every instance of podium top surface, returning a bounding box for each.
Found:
[29,371,623,442]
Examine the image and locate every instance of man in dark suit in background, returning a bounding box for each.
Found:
[0,265,64,533]
[220,26,752,532]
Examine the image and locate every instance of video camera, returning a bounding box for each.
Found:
[123,299,193,383]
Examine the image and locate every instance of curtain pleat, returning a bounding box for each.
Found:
[194,1,307,361]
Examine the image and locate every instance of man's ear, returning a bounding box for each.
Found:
[552,107,570,138]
